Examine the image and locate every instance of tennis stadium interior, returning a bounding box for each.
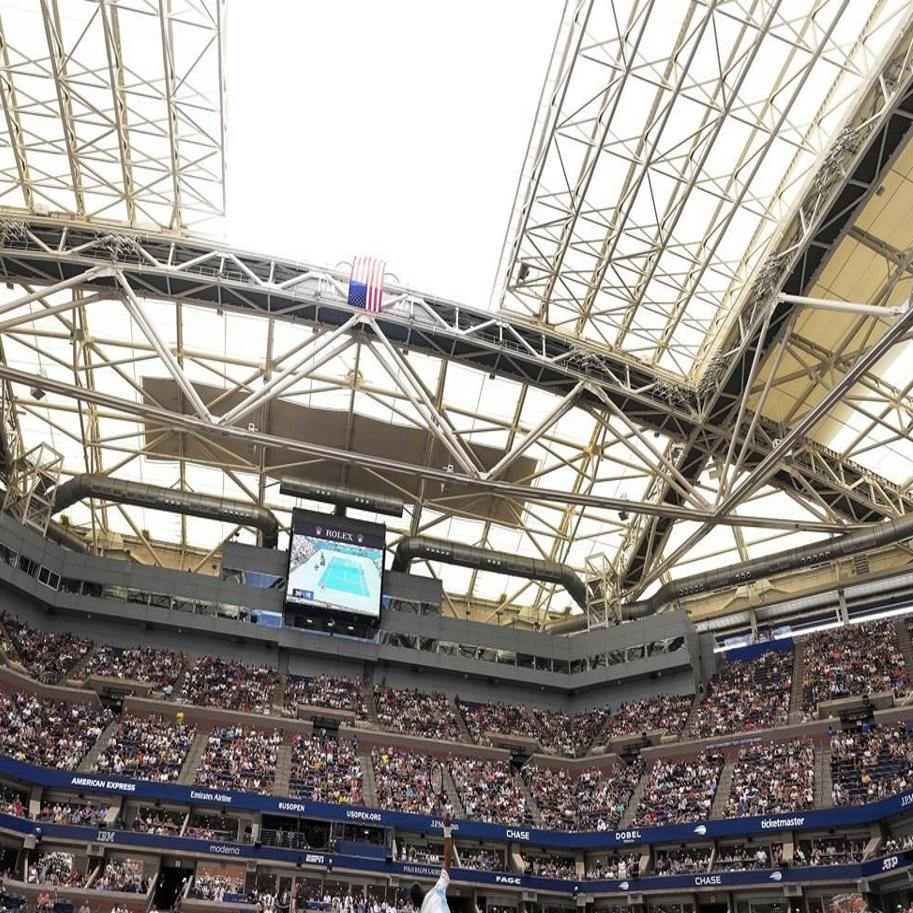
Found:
[9,2,913,913]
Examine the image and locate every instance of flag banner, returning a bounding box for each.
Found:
[348,256,386,312]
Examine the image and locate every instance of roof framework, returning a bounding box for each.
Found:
[0,1,913,627]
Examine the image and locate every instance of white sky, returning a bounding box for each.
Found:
[224,1,562,307]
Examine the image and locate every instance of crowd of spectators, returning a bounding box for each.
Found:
[0,689,110,769]
[288,731,363,805]
[725,739,815,817]
[285,674,367,718]
[373,685,461,742]
[186,811,237,842]
[526,761,642,832]
[94,713,195,783]
[655,846,711,875]
[458,700,539,746]
[458,848,504,871]
[690,651,792,738]
[94,858,148,893]
[371,746,440,815]
[803,621,907,712]
[179,656,277,715]
[37,801,108,827]
[635,752,724,826]
[131,807,183,835]
[884,833,913,853]
[0,784,25,817]
[523,854,576,879]
[795,837,864,866]
[714,843,782,871]
[585,853,639,880]
[449,758,531,825]
[831,722,913,806]
[27,851,83,887]
[195,726,282,795]
[457,700,608,757]
[83,645,185,692]
[605,694,693,739]
[189,870,245,901]
[0,612,91,683]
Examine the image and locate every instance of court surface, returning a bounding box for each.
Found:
[319,556,370,598]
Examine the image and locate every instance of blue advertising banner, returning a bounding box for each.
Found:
[3,810,910,896]
[3,752,913,851]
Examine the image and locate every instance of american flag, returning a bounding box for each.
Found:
[347,256,386,313]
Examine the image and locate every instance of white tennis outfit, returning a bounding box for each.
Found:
[421,869,450,913]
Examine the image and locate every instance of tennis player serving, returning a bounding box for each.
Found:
[409,810,453,913]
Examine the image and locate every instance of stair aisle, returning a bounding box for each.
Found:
[363,679,379,725]
[512,769,541,827]
[65,647,97,685]
[709,756,735,818]
[178,730,210,785]
[360,752,378,808]
[815,743,833,809]
[77,717,121,772]
[451,696,473,744]
[272,743,292,796]
[788,638,806,723]
[895,617,913,677]
[618,763,650,827]
[683,688,704,737]
[443,763,466,818]
[273,671,288,714]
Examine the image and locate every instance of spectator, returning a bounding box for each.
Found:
[795,837,863,865]
[522,854,576,879]
[0,612,91,684]
[195,726,282,795]
[131,807,183,835]
[803,621,907,712]
[0,689,110,769]
[285,674,367,718]
[655,845,711,875]
[28,851,84,886]
[635,752,724,826]
[93,858,148,893]
[714,843,782,871]
[449,758,531,826]
[526,761,643,831]
[178,657,277,715]
[586,853,639,880]
[371,746,439,815]
[725,739,815,817]
[94,713,195,783]
[690,651,792,738]
[189,871,244,901]
[83,645,185,692]
[374,686,461,742]
[37,801,108,827]
[288,730,363,805]
[831,722,913,805]
[605,694,693,739]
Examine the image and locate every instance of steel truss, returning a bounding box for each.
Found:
[0,0,225,231]
[1,3,913,622]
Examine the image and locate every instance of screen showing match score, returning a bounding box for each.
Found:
[285,509,385,618]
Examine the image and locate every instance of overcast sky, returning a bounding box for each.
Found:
[224,1,562,309]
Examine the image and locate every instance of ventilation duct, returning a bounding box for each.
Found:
[391,536,588,610]
[46,519,90,553]
[279,477,405,518]
[52,474,280,548]
[550,512,913,634]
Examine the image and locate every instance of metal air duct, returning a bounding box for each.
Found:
[391,536,588,610]
[546,512,913,634]
[52,474,280,548]
[278,477,405,518]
